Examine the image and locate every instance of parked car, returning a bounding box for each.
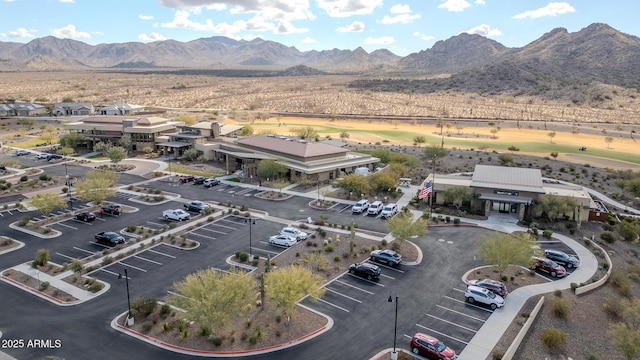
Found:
[15,150,30,156]
[163,209,191,221]
[36,153,49,160]
[179,175,195,183]
[280,227,308,241]
[193,176,207,184]
[369,249,402,266]
[348,262,381,280]
[74,211,96,222]
[203,177,220,188]
[351,199,370,213]
[183,200,210,213]
[466,278,508,297]
[94,231,126,246]
[544,249,579,269]
[410,333,457,360]
[101,203,122,215]
[46,154,63,161]
[268,234,297,247]
[0,165,5,171]
[464,285,505,310]
[380,203,399,219]
[533,257,566,277]
[367,201,384,215]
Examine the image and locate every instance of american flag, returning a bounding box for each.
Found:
[418,181,432,200]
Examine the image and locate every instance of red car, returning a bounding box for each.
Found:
[179,175,195,183]
[410,333,457,360]
[533,257,566,278]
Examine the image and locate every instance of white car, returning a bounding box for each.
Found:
[351,199,370,213]
[464,285,505,310]
[15,149,31,156]
[281,227,308,241]
[269,234,297,247]
[162,209,191,221]
[367,201,384,215]
[36,153,49,160]
[380,203,399,218]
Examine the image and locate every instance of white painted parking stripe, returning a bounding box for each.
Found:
[146,221,164,227]
[211,222,238,230]
[415,324,468,345]
[251,247,280,255]
[56,222,78,229]
[366,261,405,273]
[325,288,362,303]
[198,227,227,235]
[149,248,177,258]
[55,252,77,261]
[334,279,375,294]
[118,261,148,272]
[424,313,478,333]
[435,305,487,322]
[100,268,121,277]
[134,255,163,265]
[380,273,395,280]
[346,273,385,287]
[444,296,494,313]
[73,247,96,255]
[189,232,216,240]
[317,298,350,312]
[452,288,466,294]
[337,204,351,213]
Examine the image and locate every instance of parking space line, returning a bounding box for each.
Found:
[317,298,350,312]
[380,274,395,280]
[188,232,216,240]
[452,288,466,294]
[149,248,177,258]
[134,255,163,265]
[211,222,238,230]
[435,305,487,322]
[334,280,375,294]
[55,252,77,261]
[444,296,494,313]
[198,227,227,235]
[100,268,121,277]
[415,324,468,345]
[424,313,478,333]
[56,222,78,230]
[346,274,385,287]
[73,246,96,255]
[366,261,405,273]
[118,261,148,272]
[325,288,362,303]
[336,204,351,213]
[251,247,281,255]
[146,221,164,227]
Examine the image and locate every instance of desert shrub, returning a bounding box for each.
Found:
[199,325,211,337]
[20,175,28,182]
[126,224,137,232]
[39,281,50,290]
[602,298,625,318]
[18,215,30,226]
[600,231,616,244]
[88,282,103,292]
[542,230,553,239]
[236,251,249,262]
[324,244,334,252]
[70,259,83,273]
[160,304,171,316]
[131,297,157,318]
[549,297,572,318]
[540,328,568,349]
[39,174,50,181]
[142,321,154,332]
[33,248,50,268]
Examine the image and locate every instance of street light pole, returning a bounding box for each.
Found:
[388,295,399,360]
[245,217,256,259]
[118,268,133,326]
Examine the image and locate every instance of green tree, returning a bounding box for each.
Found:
[535,194,579,222]
[238,125,254,136]
[413,135,426,147]
[107,146,127,164]
[265,265,325,317]
[17,118,36,129]
[167,267,256,332]
[118,134,132,154]
[28,193,66,217]
[605,136,614,148]
[143,146,153,156]
[423,145,448,170]
[335,174,370,195]
[386,163,407,178]
[339,131,350,142]
[256,159,287,180]
[497,153,514,165]
[386,210,428,244]
[57,146,74,157]
[368,171,398,192]
[548,131,556,143]
[93,141,112,156]
[75,170,119,205]
[183,148,198,161]
[476,233,535,277]
[176,114,197,125]
[291,126,318,140]
[443,187,472,210]
[39,131,57,146]
[59,132,84,148]
[550,152,558,160]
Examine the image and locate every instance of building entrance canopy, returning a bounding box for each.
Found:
[478,193,533,205]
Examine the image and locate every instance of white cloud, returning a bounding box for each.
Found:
[58,0,75,3]
[302,37,317,43]
[364,36,394,45]
[161,10,216,30]
[138,32,167,42]
[512,2,576,19]
[337,21,365,33]
[475,0,485,4]
[463,24,502,37]
[2,0,17,2]
[139,15,154,20]
[390,4,411,14]
[275,21,308,34]
[317,0,383,18]
[158,0,311,22]
[381,13,421,25]
[413,32,435,41]
[51,24,90,40]
[438,0,471,12]
[1,28,36,39]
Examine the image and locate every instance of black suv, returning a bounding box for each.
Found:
[544,249,579,269]
[101,203,122,215]
[348,262,381,280]
[47,154,63,161]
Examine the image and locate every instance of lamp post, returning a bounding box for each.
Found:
[388,295,399,360]
[245,217,256,259]
[118,268,134,326]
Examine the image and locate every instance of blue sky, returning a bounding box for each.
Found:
[1,0,637,56]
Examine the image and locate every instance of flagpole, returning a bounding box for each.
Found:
[429,156,436,216]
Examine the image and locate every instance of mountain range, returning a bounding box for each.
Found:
[0,23,639,95]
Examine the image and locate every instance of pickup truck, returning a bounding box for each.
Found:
[163,209,191,221]
[184,201,210,213]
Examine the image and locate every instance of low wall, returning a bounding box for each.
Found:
[502,296,545,360]
[574,236,612,295]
